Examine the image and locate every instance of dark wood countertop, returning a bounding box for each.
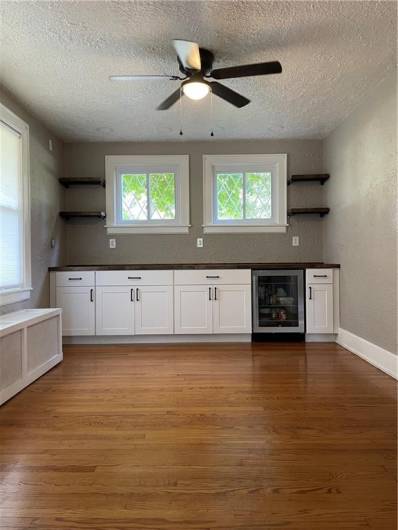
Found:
[49,262,340,271]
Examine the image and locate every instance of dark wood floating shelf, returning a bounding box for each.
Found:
[288,208,330,218]
[59,178,105,188]
[288,174,330,185]
[59,211,106,220]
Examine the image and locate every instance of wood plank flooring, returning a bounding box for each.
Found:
[0,342,396,529]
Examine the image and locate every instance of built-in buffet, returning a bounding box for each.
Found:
[50,265,339,342]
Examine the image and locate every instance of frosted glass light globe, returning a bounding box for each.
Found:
[182,81,210,100]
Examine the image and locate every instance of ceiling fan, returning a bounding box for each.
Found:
[110,40,282,110]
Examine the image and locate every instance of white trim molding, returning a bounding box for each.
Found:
[337,327,398,379]
[202,153,287,234]
[105,154,190,235]
[0,103,31,306]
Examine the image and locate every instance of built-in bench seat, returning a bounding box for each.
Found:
[0,309,62,405]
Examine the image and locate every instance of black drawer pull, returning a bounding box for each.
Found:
[68,277,82,280]
[128,276,142,280]
[313,274,328,278]
[208,287,212,301]
[214,287,218,301]
[309,286,312,300]
[130,288,134,302]
[206,275,220,279]
[90,288,94,302]
[136,288,140,301]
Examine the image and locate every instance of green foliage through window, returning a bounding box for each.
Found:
[121,172,176,221]
[215,171,272,221]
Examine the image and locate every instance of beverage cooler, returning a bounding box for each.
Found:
[252,270,304,336]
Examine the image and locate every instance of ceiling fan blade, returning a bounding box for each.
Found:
[109,75,180,81]
[209,82,250,108]
[211,61,282,80]
[172,39,201,71]
[157,88,182,110]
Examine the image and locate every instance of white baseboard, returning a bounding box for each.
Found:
[305,334,337,342]
[63,334,252,345]
[337,328,397,379]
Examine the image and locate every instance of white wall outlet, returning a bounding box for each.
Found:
[196,237,203,248]
[48,139,53,152]
[109,238,116,249]
[50,239,56,249]
[292,236,300,247]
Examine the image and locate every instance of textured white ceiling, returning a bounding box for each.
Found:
[0,1,396,141]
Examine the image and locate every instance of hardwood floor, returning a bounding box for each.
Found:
[0,342,396,529]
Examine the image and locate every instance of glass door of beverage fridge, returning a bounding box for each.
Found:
[252,270,304,333]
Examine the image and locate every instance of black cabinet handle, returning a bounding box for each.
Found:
[313,274,328,278]
[136,288,140,301]
[68,277,82,280]
[309,286,312,300]
[214,287,217,301]
[130,288,134,302]
[128,276,142,280]
[206,275,220,279]
[208,287,212,301]
[90,288,94,302]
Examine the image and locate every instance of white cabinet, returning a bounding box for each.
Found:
[56,286,95,336]
[213,284,252,334]
[174,270,252,335]
[52,268,252,339]
[95,273,173,336]
[135,285,173,335]
[174,285,213,334]
[96,286,134,335]
[306,269,334,334]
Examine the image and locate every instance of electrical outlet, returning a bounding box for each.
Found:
[292,236,300,247]
[50,239,56,249]
[196,238,203,248]
[48,139,53,152]
[109,238,116,249]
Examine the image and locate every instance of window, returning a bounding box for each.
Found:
[105,155,190,234]
[203,154,287,233]
[0,103,31,306]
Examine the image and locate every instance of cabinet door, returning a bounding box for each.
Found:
[213,284,252,334]
[135,286,173,335]
[56,287,95,336]
[174,285,213,334]
[96,286,134,335]
[306,283,334,334]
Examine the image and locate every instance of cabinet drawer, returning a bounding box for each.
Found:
[174,269,251,285]
[306,269,333,284]
[96,270,173,286]
[56,271,95,287]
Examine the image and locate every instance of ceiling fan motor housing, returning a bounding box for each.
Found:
[178,48,215,77]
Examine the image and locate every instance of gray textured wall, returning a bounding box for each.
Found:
[63,139,325,264]
[0,87,65,314]
[323,73,397,353]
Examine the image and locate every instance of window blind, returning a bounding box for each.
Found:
[0,120,23,290]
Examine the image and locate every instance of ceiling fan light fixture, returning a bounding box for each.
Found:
[182,81,210,100]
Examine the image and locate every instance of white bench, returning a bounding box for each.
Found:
[0,308,63,405]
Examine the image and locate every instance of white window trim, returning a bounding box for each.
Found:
[202,154,287,233]
[0,103,31,307]
[105,155,190,234]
